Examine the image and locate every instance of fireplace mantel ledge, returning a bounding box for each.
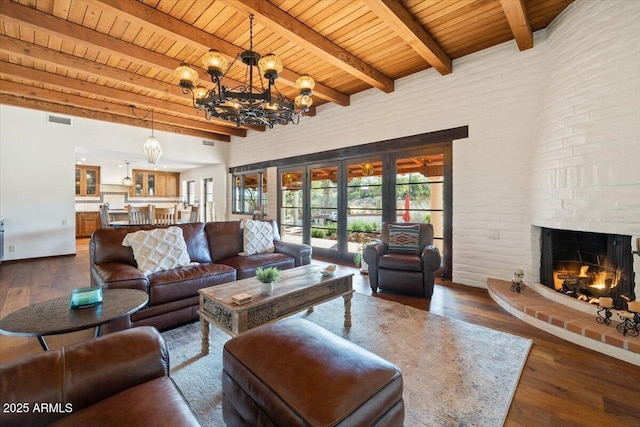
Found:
[487,278,640,367]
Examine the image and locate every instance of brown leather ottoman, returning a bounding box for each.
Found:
[222,318,404,426]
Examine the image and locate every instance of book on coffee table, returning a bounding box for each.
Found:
[231,293,253,305]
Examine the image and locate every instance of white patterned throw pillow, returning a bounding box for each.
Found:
[122,226,196,275]
[239,219,275,256]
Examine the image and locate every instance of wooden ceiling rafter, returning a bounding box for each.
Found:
[220,0,395,93]
[0,36,246,137]
[0,91,230,142]
[500,0,534,51]
[366,0,453,75]
[93,0,349,107]
[0,80,231,142]
[0,0,261,136]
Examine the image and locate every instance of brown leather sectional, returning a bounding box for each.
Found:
[0,326,201,427]
[90,220,311,332]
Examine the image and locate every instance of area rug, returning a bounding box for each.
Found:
[162,293,532,427]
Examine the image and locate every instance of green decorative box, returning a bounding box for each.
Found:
[70,286,103,309]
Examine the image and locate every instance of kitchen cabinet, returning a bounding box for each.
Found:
[76,212,101,238]
[75,165,100,197]
[130,169,179,197]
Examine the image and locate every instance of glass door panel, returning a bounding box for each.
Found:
[243,173,258,212]
[260,173,268,215]
[134,172,144,196]
[75,168,81,195]
[85,170,97,195]
[309,165,338,255]
[147,173,155,196]
[346,158,383,256]
[394,153,444,252]
[280,170,304,245]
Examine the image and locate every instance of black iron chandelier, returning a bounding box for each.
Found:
[174,14,315,129]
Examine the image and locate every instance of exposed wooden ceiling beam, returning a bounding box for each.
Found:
[367,0,452,75]
[0,0,266,133]
[0,93,229,142]
[220,0,395,93]
[0,81,230,142]
[94,0,350,107]
[500,0,534,51]
[0,35,188,99]
[0,60,245,138]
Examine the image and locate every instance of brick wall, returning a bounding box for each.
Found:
[228,0,640,290]
[532,0,640,295]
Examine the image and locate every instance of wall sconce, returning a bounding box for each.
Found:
[361,163,374,177]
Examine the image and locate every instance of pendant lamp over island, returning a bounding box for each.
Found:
[143,110,162,164]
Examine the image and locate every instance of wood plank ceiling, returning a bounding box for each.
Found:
[0,0,574,142]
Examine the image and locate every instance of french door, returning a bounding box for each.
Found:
[277,147,450,278]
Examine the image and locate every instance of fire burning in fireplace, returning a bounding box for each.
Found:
[541,228,635,309]
[553,265,619,302]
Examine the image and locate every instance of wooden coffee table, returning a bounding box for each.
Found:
[0,289,148,350]
[198,264,354,353]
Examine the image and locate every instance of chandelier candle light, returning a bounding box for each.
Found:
[174,14,315,128]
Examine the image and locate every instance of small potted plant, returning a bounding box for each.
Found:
[255,267,281,295]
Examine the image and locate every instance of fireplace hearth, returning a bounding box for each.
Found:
[540,228,636,309]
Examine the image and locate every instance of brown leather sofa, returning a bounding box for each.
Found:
[363,222,441,297]
[90,220,311,332]
[0,326,200,427]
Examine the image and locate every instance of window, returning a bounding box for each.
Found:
[394,153,444,256]
[186,180,196,205]
[203,178,215,221]
[232,171,267,214]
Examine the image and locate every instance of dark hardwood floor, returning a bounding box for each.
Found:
[1,239,639,426]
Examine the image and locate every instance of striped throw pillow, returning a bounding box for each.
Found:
[388,224,420,255]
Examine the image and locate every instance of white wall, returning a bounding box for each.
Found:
[226,0,640,289]
[0,106,76,259]
[0,106,229,261]
[179,162,228,222]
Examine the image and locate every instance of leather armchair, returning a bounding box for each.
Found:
[364,222,441,297]
[0,327,200,427]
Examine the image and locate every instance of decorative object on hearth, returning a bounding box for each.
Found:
[142,109,162,164]
[255,267,280,296]
[121,161,133,187]
[617,300,640,337]
[174,14,314,129]
[596,296,614,325]
[511,269,525,293]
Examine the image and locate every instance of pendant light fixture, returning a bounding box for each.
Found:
[142,109,162,164]
[121,161,133,187]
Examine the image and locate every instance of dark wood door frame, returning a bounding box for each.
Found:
[232,126,468,280]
